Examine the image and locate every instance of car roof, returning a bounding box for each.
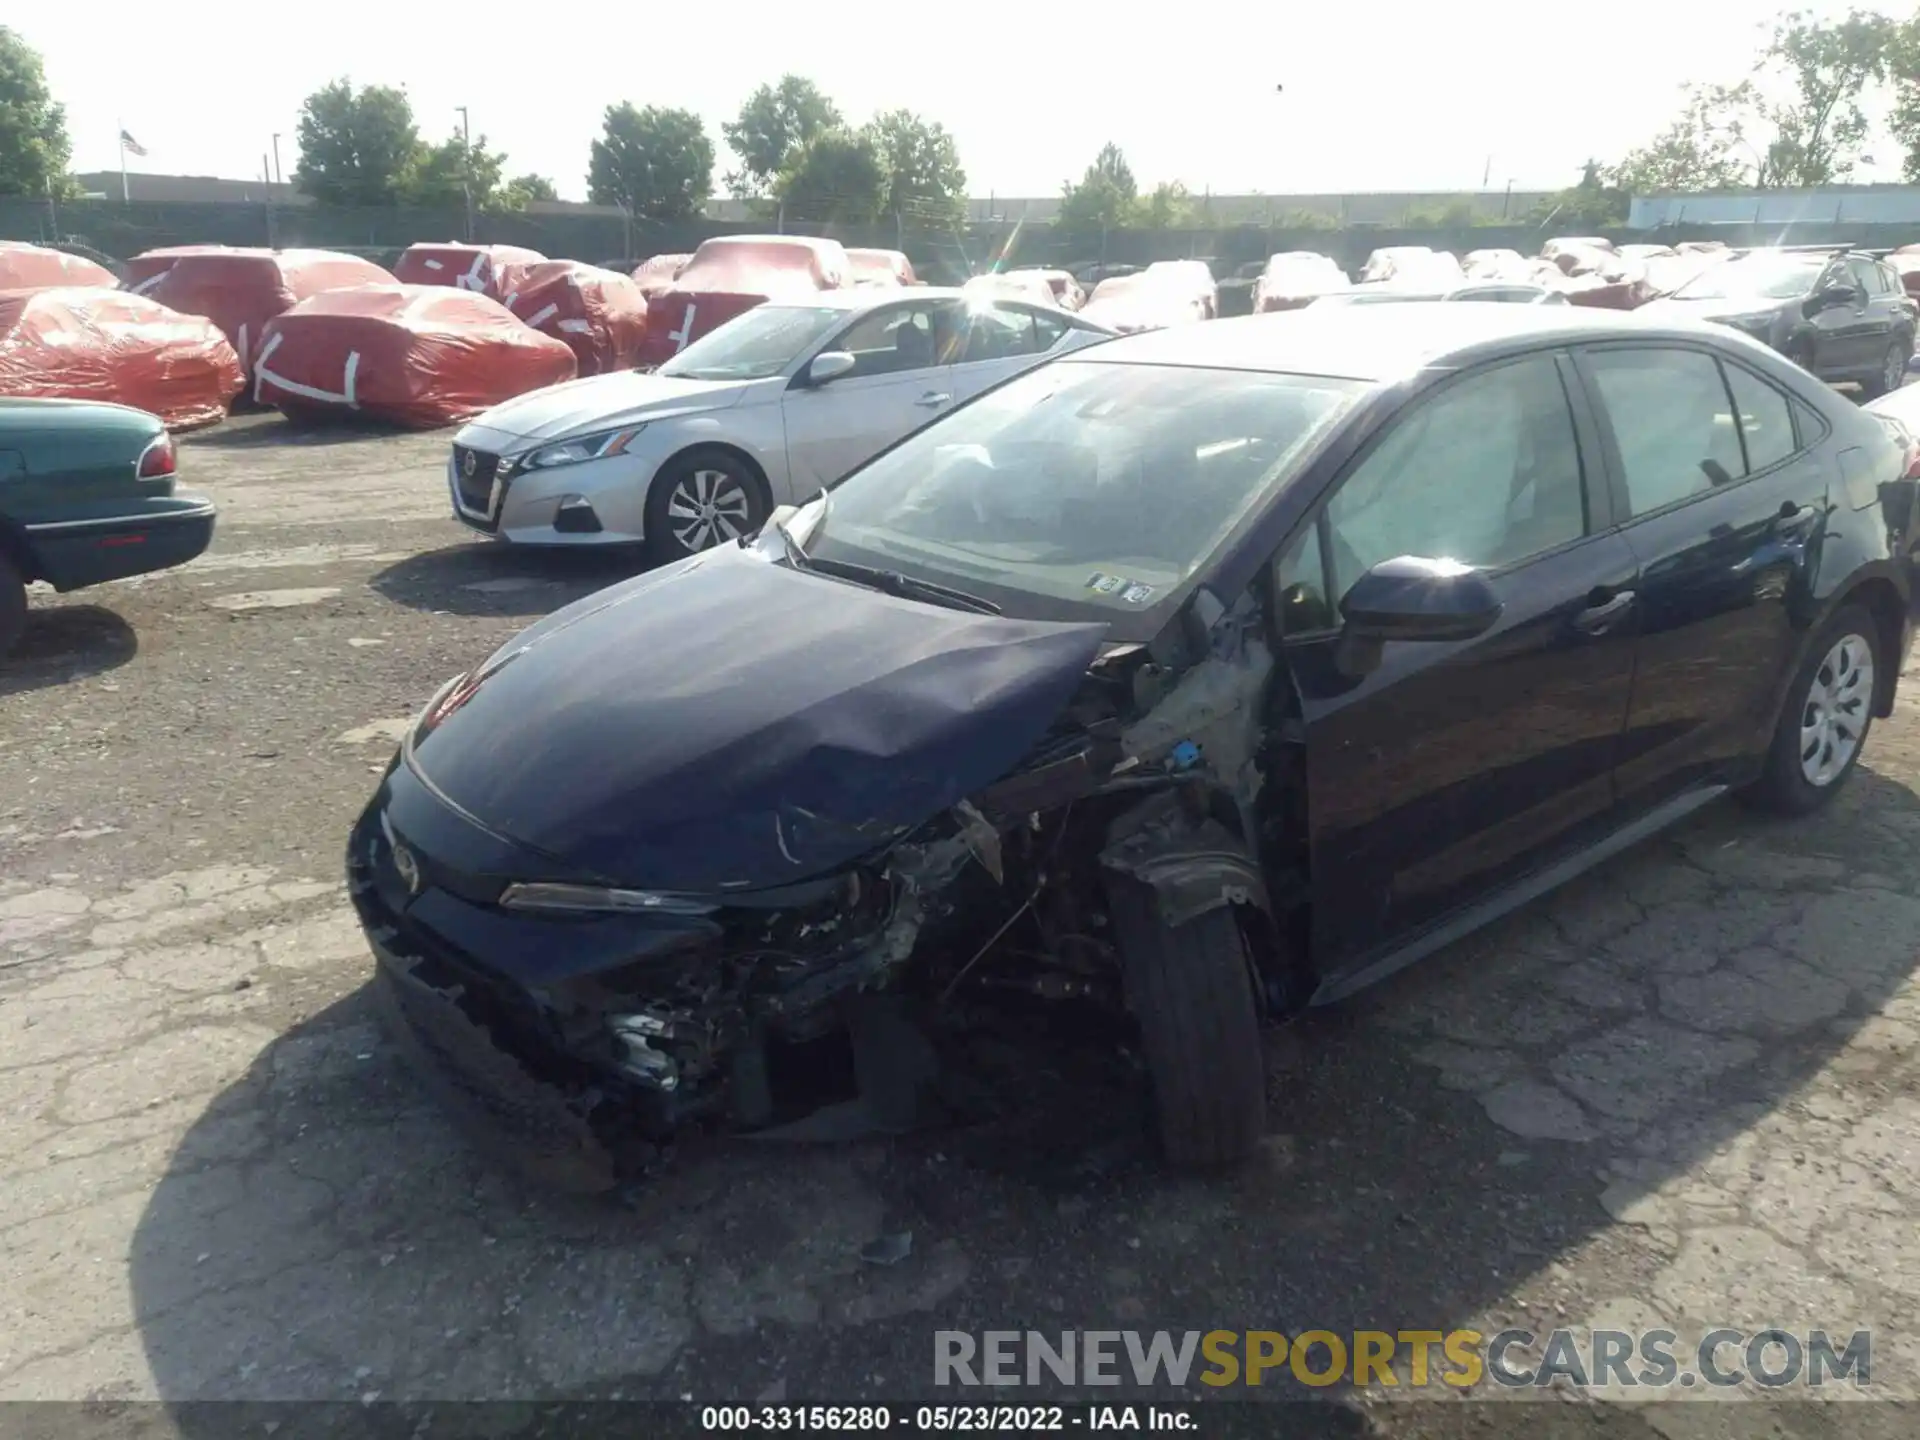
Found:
[1068,305,1739,381]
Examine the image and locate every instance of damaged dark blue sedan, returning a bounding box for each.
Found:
[350,305,1918,1192]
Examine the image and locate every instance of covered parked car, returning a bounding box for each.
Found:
[352,304,1916,1191]
[146,248,395,380]
[1252,252,1351,312]
[637,236,851,367]
[392,242,547,302]
[0,242,119,291]
[504,262,651,376]
[1638,247,1917,396]
[631,253,693,298]
[1005,268,1086,310]
[126,244,235,293]
[1142,259,1219,318]
[846,248,918,286]
[0,288,244,429]
[1359,246,1461,286]
[252,285,576,429]
[0,399,215,655]
[1078,272,1209,333]
[446,287,1115,562]
[961,272,1059,308]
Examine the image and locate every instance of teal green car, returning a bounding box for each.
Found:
[0,399,217,655]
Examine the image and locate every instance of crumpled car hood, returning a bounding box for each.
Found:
[405,543,1110,892]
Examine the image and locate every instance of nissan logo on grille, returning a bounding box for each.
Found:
[462,449,478,479]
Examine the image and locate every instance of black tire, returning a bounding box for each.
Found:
[643,448,768,566]
[1107,885,1267,1168]
[0,550,26,659]
[1862,338,1911,400]
[1742,603,1881,816]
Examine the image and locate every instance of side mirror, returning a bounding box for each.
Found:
[1812,283,1861,310]
[1334,555,1503,677]
[805,351,857,385]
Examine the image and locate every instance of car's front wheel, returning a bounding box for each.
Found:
[1743,603,1880,815]
[1107,885,1267,1169]
[0,551,27,658]
[643,448,768,566]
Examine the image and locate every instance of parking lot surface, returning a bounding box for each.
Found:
[3,413,1919,1434]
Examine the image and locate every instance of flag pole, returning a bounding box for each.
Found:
[117,119,129,204]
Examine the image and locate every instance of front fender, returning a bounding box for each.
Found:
[1100,792,1270,929]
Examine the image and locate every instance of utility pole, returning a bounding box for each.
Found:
[271,133,283,186]
[457,106,474,241]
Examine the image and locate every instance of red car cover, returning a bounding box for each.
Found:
[638,236,849,366]
[147,248,394,378]
[846,248,917,286]
[631,253,693,298]
[0,242,118,292]
[0,287,243,429]
[505,261,650,375]
[392,243,547,302]
[126,244,234,293]
[1078,273,1207,333]
[252,284,576,429]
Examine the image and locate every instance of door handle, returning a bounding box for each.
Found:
[915,392,952,408]
[1574,588,1635,633]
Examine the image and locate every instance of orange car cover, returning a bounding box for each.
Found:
[0,287,242,429]
[638,235,849,366]
[0,241,118,291]
[631,252,693,298]
[147,248,394,378]
[506,261,650,376]
[392,242,547,302]
[126,244,235,293]
[252,284,576,429]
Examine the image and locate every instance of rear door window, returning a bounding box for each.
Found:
[1581,347,1745,517]
[1720,363,1799,473]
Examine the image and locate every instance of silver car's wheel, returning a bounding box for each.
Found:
[1799,632,1875,787]
[1884,343,1908,396]
[664,468,754,553]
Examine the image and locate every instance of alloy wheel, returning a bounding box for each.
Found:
[664,468,754,554]
[1799,632,1875,787]
[1887,344,1908,395]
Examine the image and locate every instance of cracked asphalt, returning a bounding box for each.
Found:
[2,411,1919,1436]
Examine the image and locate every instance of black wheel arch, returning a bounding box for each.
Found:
[1762,577,1906,741]
[0,517,40,584]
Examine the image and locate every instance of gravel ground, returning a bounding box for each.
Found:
[2,411,1919,1435]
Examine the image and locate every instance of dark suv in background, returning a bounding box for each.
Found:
[1642,246,1917,396]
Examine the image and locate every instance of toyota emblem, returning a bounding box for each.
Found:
[462,451,478,479]
[392,841,423,895]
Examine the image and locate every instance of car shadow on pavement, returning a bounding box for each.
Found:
[0,603,136,697]
[186,413,428,450]
[369,543,647,618]
[125,766,1920,1426]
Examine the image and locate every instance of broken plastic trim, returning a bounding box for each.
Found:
[498,883,719,917]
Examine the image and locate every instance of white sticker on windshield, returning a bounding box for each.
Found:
[1086,572,1127,594]
[1120,583,1156,605]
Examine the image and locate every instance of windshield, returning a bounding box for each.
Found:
[1671,254,1824,302]
[658,305,846,381]
[800,360,1363,631]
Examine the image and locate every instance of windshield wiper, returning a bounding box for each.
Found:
[805,553,1002,615]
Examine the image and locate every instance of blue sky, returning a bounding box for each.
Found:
[27,0,1895,200]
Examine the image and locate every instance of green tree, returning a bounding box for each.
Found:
[1608,82,1760,193]
[294,80,421,206]
[1526,160,1630,228]
[1753,8,1893,186]
[405,131,505,210]
[776,126,889,224]
[722,75,841,198]
[1057,143,1140,232]
[0,28,72,197]
[1138,180,1197,229]
[865,109,966,224]
[587,103,714,220]
[501,173,557,204]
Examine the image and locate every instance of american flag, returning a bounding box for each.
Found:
[119,130,148,157]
